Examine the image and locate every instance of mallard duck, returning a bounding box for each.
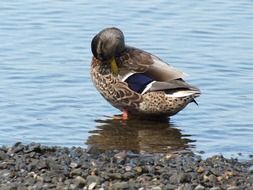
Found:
[90,27,200,119]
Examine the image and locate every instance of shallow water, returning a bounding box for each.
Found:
[1,1,253,159]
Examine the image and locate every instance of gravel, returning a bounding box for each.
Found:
[0,142,252,190]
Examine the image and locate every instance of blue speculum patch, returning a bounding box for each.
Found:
[125,73,153,93]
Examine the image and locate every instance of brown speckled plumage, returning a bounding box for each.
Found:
[90,27,200,118]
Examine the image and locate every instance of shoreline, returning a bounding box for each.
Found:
[0,142,252,190]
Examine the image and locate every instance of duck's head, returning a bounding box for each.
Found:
[91,27,125,75]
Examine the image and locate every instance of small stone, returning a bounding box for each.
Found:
[37,160,48,170]
[112,182,129,190]
[125,165,132,171]
[74,176,86,188]
[177,183,193,190]
[178,173,191,183]
[135,166,142,173]
[210,187,220,190]
[194,184,205,190]
[70,168,82,176]
[88,182,97,190]
[25,142,41,153]
[248,165,253,174]
[151,187,161,190]
[203,175,209,182]
[122,172,135,179]
[43,176,52,183]
[227,186,239,190]
[208,174,217,183]
[70,162,78,168]
[108,172,122,179]
[169,173,178,184]
[87,175,100,186]
[114,151,127,160]
[197,167,205,173]
[163,184,177,190]
[12,143,24,153]
[0,150,7,160]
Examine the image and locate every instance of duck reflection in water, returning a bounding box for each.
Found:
[86,117,195,153]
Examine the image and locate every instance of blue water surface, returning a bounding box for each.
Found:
[1,0,253,158]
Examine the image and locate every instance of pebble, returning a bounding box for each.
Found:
[210,187,220,190]
[112,182,129,190]
[70,162,79,168]
[0,142,252,189]
[227,186,240,190]
[194,184,205,190]
[86,175,100,185]
[73,176,86,188]
[88,182,97,190]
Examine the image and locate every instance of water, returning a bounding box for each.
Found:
[1,1,253,159]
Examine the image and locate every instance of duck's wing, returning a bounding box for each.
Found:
[118,46,186,81]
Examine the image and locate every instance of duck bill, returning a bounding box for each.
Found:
[110,57,119,76]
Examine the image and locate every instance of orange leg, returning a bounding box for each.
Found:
[113,110,128,120]
[122,110,128,120]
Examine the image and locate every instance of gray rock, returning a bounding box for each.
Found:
[122,171,135,179]
[12,143,24,153]
[108,172,122,179]
[177,183,193,190]
[163,184,177,190]
[178,173,191,183]
[86,175,101,186]
[0,150,7,160]
[112,182,129,190]
[70,168,82,176]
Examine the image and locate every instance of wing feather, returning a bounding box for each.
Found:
[118,46,186,81]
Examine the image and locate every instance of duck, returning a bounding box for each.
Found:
[90,27,200,119]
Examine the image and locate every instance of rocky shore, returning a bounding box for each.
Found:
[0,142,252,190]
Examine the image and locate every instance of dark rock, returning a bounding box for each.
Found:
[25,142,41,153]
[12,142,24,153]
[178,172,191,183]
[73,176,86,188]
